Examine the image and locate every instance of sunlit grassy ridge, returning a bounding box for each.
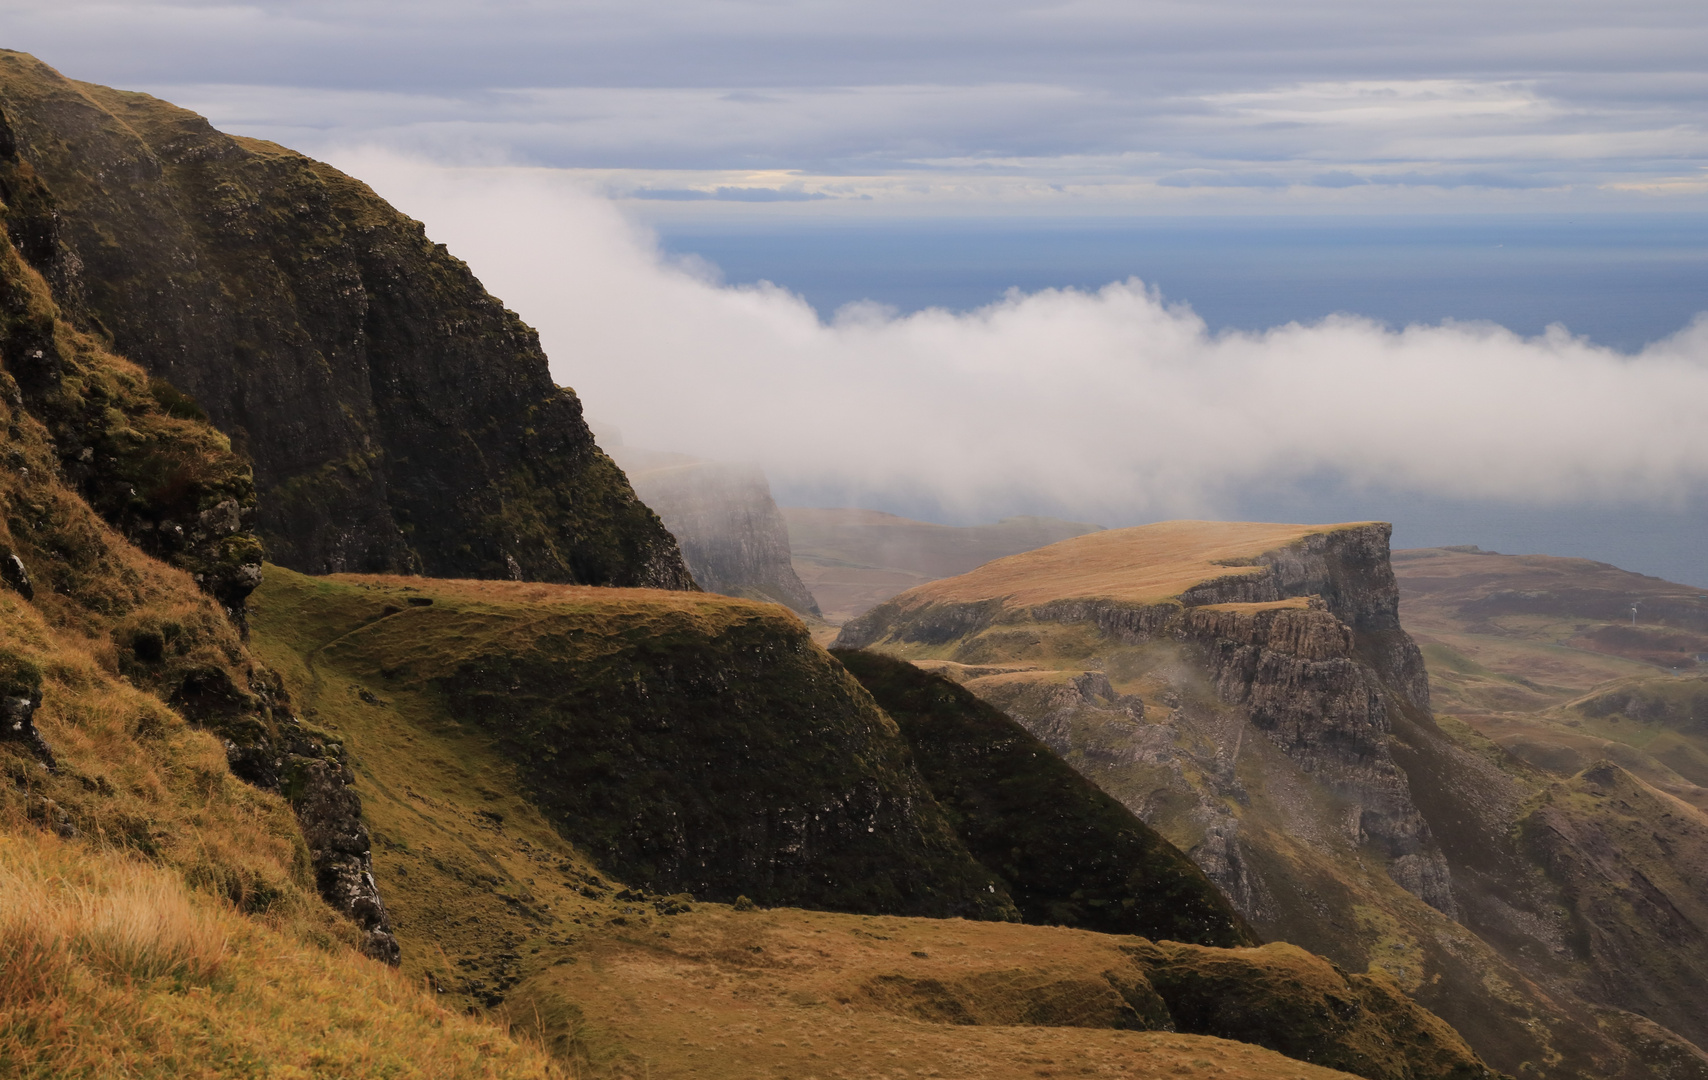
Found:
[895,520,1353,609]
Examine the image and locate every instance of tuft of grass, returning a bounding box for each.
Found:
[0,842,228,996]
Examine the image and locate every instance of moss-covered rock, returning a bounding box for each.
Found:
[835,648,1256,947]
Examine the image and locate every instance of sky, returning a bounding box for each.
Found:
[10,0,1708,211]
[5,2,1708,583]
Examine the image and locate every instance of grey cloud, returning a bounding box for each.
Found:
[6,2,1705,204]
[630,187,833,202]
[1157,171,1289,188]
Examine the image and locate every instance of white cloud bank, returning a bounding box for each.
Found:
[347,156,1708,521]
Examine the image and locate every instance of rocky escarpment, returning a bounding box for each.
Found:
[837,521,1708,1078]
[0,52,691,589]
[1184,602,1454,914]
[609,442,820,615]
[839,522,1455,917]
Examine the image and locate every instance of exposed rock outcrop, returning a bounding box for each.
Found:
[1185,602,1455,916]
[284,735,401,964]
[839,522,1455,917]
[0,649,52,768]
[0,51,691,590]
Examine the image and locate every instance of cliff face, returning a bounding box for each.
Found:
[611,444,820,615]
[837,523,1453,915]
[0,52,691,589]
[836,521,1708,1079]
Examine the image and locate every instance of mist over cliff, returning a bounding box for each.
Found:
[343,156,1708,535]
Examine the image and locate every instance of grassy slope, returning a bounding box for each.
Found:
[508,907,1483,1080]
[247,568,1491,1080]
[0,218,560,1075]
[834,648,1256,948]
[1395,548,1708,1050]
[1394,547,1708,810]
[887,520,1349,610]
[0,831,558,1079]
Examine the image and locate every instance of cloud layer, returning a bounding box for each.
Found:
[347,157,1708,521]
[6,1,1707,209]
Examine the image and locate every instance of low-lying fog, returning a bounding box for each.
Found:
[345,155,1708,586]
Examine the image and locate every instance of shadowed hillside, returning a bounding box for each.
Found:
[836,648,1256,947]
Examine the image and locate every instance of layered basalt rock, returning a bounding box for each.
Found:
[833,521,1708,1077]
[0,51,691,589]
[1185,602,1455,915]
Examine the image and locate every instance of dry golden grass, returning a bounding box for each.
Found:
[0,829,566,1079]
[326,572,778,618]
[0,838,228,996]
[897,520,1365,609]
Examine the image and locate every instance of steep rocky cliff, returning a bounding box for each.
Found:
[0,51,690,589]
[837,521,1708,1079]
[837,522,1453,913]
[609,442,820,615]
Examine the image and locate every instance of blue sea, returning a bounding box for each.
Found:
[656,214,1708,353]
[655,214,1708,586]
